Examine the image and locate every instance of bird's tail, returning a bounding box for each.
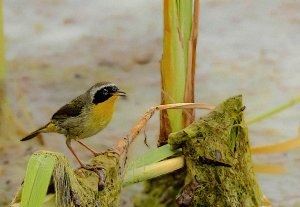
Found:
[20,123,50,141]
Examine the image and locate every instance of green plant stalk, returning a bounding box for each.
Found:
[177,0,192,72]
[134,3,196,205]
[161,0,193,133]
[21,153,56,207]
[124,156,184,186]
[127,144,180,170]
[248,96,300,125]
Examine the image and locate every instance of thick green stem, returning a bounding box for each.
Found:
[159,0,195,142]
[135,1,199,206]
[124,156,184,186]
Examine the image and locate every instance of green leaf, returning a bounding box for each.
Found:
[21,152,57,207]
[127,144,181,170]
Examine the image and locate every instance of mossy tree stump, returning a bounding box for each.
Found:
[134,95,264,207]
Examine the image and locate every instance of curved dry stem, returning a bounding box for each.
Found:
[112,103,214,157]
[112,103,214,174]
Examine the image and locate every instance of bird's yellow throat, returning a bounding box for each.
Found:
[92,95,119,122]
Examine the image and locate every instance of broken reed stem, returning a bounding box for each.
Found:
[113,103,214,156]
[248,96,300,125]
[124,156,185,186]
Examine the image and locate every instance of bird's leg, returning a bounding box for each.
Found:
[76,140,99,156]
[72,140,107,190]
[66,139,85,167]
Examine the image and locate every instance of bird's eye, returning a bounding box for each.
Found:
[103,89,108,96]
[113,87,119,92]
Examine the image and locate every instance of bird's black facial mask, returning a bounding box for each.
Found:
[92,85,119,104]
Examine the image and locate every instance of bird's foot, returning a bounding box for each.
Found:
[78,164,106,191]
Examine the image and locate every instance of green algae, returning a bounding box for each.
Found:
[170,95,263,206]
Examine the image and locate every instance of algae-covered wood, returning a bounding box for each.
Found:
[169,95,264,206]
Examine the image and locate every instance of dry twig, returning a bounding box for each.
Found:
[112,103,214,169]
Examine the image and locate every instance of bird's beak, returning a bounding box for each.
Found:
[113,90,126,97]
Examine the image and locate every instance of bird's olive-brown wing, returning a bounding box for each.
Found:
[51,94,88,120]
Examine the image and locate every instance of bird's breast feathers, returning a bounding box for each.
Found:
[89,95,118,131]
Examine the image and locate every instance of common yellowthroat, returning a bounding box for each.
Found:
[20,82,126,167]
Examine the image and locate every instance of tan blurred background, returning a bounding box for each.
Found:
[1,0,300,206]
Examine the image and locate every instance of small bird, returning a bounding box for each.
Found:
[20,82,126,167]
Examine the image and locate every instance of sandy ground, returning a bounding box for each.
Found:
[1,0,300,206]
